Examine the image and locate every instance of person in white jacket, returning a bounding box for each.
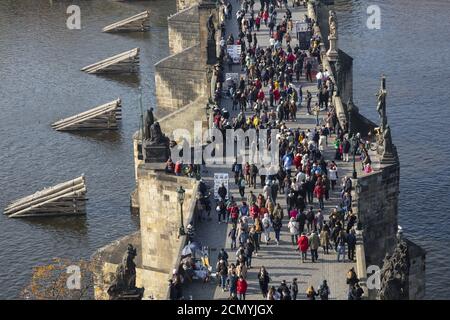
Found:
[288,217,299,245]
[262,213,272,245]
[328,164,338,191]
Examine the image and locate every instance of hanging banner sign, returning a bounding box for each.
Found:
[214,173,229,200]
[227,45,242,64]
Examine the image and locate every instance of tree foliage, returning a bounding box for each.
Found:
[22,258,94,300]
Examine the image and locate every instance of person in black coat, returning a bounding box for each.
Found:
[296,210,306,235]
[290,278,299,300]
[258,267,271,298]
[346,230,357,261]
[218,183,227,202]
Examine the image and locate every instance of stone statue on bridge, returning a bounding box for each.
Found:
[329,10,338,38]
[378,239,410,300]
[326,10,339,62]
[107,244,144,300]
[143,108,155,141]
[149,121,168,145]
[375,75,397,163]
[376,76,387,131]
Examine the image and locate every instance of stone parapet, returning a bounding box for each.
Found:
[168,5,200,55]
[155,44,207,109]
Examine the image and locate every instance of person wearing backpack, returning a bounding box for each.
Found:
[290,278,299,300]
[318,280,330,300]
[273,215,283,245]
[250,163,259,188]
[262,213,272,245]
[228,224,237,250]
[296,210,306,234]
[244,238,254,269]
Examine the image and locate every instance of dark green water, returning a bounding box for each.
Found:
[0,0,176,298]
[0,0,448,299]
[332,0,450,299]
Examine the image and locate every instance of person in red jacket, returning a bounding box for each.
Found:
[250,203,259,219]
[257,88,265,103]
[314,183,325,210]
[273,88,281,105]
[174,160,183,176]
[229,204,239,224]
[237,276,248,300]
[293,153,302,169]
[262,10,269,26]
[298,233,309,262]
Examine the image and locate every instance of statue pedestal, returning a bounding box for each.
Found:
[327,35,339,62]
[143,140,170,163]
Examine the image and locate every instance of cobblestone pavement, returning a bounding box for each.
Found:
[184,1,356,300]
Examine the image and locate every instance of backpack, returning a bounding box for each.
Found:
[319,285,329,297]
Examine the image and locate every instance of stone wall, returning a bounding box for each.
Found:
[176,0,200,11]
[137,164,199,299]
[155,44,207,109]
[312,0,425,299]
[92,232,141,300]
[406,239,426,299]
[352,163,400,266]
[168,5,200,55]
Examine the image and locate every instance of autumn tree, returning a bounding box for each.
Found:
[22,258,94,300]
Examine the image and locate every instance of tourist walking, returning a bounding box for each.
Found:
[298,232,309,262]
[290,278,298,300]
[258,266,271,298]
[288,217,299,245]
[318,280,330,300]
[237,276,248,300]
[308,231,320,262]
[336,230,347,262]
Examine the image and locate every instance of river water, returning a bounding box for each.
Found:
[332,0,450,299]
[0,0,175,298]
[0,0,448,299]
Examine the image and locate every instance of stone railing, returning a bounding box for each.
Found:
[307,1,348,126]
[164,180,200,299]
[309,0,371,298]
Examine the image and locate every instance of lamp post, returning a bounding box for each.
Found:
[355,181,362,231]
[177,186,186,236]
[347,99,358,179]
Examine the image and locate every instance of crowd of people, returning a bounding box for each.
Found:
[171,0,365,300]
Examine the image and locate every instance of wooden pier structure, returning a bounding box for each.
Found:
[81,48,140,74]
[52,99,122,131]
[102,11,151,33]
[4,176,87,218]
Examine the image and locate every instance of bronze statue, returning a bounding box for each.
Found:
[379,240,410,300]
[149,121,166,145]
[107,244,143,300]
[376,76,387,131]
[143,108,154,141]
